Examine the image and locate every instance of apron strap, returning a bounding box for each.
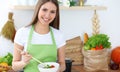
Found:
[27,25,57,46]
[27,25,34,45]
[50,27,57,47]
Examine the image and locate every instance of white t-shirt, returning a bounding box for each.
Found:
[14,26,66,51]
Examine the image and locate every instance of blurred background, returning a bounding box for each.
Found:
[0,0,120,56]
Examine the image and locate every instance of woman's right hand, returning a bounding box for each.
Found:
[21,51,32,64]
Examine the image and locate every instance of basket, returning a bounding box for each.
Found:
[65,36,84,65]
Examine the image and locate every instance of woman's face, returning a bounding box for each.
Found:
[38,2,57,26]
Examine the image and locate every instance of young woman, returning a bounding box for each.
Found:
[12,0,66,72]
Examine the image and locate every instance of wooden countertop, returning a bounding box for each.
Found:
[71,65,120,72]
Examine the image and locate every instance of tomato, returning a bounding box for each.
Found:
[95,46,99,50]
[95,45,103,50]
[50,65,55,68]
[100,45,103,49]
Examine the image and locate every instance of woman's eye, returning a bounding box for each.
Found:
[51,11,56,14]
[42,8,47,12]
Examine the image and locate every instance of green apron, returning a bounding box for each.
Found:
[24,25,57,72]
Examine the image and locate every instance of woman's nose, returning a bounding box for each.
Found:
[45,12,50,18]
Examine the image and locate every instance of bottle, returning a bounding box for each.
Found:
[79,0,84,6]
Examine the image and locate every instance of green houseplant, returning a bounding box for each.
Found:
[84,34,111,50]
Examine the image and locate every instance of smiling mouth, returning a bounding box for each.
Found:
[42,17,50,22]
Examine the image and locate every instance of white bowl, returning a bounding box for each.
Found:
[38,62,59,72]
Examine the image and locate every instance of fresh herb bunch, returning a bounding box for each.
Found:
[84,34,111,50]
[0,53,13,66]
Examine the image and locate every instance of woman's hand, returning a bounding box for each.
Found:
[57,68,61,72]
[21,51,32,64]
[57,65,66,72]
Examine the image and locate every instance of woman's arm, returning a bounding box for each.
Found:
[12,43,32,71]
[57,45,66,72]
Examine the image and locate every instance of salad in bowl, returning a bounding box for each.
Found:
[38,62,59,72]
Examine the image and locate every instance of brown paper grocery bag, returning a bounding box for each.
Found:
[82,49,109,72]
[65,36,84,65]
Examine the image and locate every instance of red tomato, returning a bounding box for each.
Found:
[95,46,99,50]
[100,45,103,49]
[95,45,103,50]
[50,65,55,68]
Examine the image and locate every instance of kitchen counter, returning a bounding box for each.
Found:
[71,65,120,72]
[8,65,120,72]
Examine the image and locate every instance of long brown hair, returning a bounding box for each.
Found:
[28,0,60,29]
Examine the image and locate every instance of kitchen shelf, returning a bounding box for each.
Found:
[10,5,107,10]
[10,5,35,10]
[60,6,107,10]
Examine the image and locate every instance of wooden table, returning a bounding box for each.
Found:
[71,65,120,72]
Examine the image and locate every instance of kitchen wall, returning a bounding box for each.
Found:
[0,0,120,49]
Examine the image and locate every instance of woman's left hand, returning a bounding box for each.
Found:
[57,67,62,72]
[57,66,66,72]
[57,68,60,72]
